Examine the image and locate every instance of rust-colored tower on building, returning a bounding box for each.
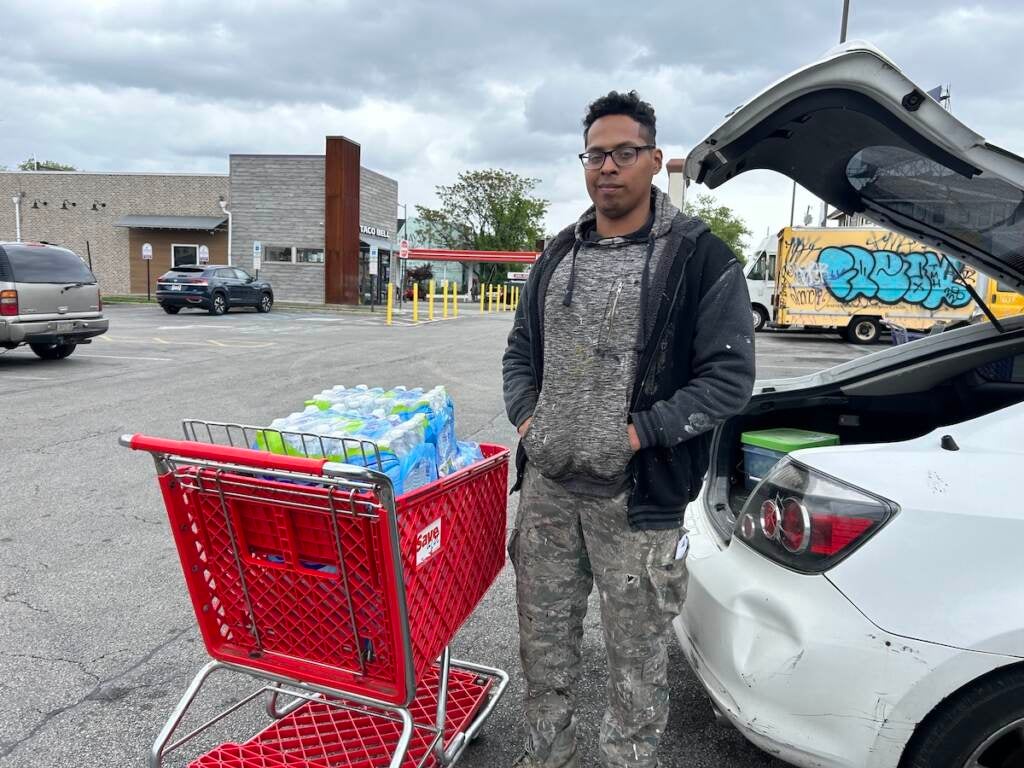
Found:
[324,136,361,304]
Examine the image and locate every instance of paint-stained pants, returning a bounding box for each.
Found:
[508,465,689,768]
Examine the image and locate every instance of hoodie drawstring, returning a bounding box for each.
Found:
[562,240,583,306]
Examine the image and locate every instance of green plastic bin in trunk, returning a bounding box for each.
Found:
[740,428,840,489]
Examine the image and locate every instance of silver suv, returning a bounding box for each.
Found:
[0,241,108,359]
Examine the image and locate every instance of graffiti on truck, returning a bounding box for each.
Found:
[816,246,973,310]
[780,233,975,311]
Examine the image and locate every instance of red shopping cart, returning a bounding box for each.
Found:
[124,420,510,768]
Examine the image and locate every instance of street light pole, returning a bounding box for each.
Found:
[397,202,408,307]
[11,195,22,242]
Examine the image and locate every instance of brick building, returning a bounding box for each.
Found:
[0,171,228,295]
[0,136,398,304]
[229,149,397,304]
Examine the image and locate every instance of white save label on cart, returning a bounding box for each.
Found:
[416,518,442,568]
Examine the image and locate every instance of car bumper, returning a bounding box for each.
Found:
[156,291,211,308]
[674,492,999,768]
[0,317,108,345]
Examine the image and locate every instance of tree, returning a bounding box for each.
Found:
[683,193,752,262]
[18,158,77,171]
[415,169,548,284]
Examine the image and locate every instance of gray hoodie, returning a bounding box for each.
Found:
[513,187,754,497]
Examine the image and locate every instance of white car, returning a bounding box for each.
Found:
[675,42,1024,768]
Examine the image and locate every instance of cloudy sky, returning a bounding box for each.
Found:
[2,0,1022,251]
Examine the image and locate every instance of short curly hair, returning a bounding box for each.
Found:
[583,90,656,145]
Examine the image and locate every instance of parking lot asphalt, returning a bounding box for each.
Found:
[0,303,870,768]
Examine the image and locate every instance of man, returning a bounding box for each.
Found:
[502,90,756,767]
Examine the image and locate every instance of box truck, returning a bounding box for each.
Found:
[744,226,994,343]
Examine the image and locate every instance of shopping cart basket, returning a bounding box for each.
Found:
[884,320,928,346]
[124,420,511,768]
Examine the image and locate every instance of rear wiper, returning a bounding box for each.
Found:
[60,282,89,292]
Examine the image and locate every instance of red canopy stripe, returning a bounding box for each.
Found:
[406,248,539,264]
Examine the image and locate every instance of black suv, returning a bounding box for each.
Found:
[156,265,274,315]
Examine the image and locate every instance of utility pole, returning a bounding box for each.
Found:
[819,0,852,226]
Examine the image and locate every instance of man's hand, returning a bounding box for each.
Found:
[628,423,641,452]
[518,417,533,438]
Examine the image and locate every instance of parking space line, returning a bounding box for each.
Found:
[3,374,52,380]
[151,337,274,348]
[76,353,173,362]
[157,325,235,331]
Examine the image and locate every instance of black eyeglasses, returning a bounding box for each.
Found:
[579,145,655,170]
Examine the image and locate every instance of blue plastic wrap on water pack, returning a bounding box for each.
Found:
[306,385,457,477]
[389,387,457,476]
[257,406,438,496]
[451,441,484,473]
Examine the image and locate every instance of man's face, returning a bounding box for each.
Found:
[584,114,663,220]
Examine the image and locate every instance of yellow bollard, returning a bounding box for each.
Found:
[413,283,419,322]
[479,284,485,314]
[499,284,504,311]
[512,285,518,310]
[442,280,449,319]
[453,282,459,318]
[428,279,435,320]
[487,284,493,313]
[386,283,394,326]
[502,284,508,310]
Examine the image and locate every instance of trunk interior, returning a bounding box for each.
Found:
[707,338,1024,541]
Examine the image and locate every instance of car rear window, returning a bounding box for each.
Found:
[3,245,96,284]
[846,145,1024,276]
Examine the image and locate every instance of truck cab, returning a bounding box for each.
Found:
[744,234,777,331]
[987,276,1024,320]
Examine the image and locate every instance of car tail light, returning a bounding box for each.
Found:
[0,290,17,316]
[736,458,897,572]
[187,279,208,286]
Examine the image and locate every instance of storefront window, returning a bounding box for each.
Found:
[172,244,199,268]
[265,246,292,263]
[357,246,391,304]
[296,248,325,264]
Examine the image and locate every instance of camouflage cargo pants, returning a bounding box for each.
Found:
[508,464,689,768]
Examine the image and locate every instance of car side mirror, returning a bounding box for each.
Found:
[247,276,255,283]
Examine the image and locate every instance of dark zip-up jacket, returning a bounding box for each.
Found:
[503,198,756,529]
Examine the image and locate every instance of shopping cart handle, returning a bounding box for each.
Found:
[121,433,333,476]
